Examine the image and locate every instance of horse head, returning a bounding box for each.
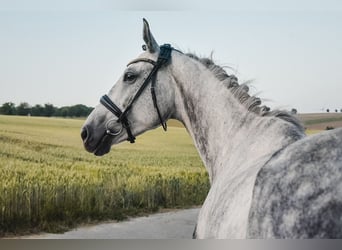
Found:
[81,19,176,156]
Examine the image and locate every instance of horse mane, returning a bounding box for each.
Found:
[185,53,304,130]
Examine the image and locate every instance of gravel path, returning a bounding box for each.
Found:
[17,208,200,239]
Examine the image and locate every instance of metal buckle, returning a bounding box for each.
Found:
[105,119,123,136]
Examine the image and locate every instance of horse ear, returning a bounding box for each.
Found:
[142,18,159,53]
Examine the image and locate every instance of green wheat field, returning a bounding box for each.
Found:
[0,115,209,236]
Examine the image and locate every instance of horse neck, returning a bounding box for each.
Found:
[170,54,304,183]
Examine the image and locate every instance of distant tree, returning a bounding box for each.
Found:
[340,109,342,113]
[69,104,93,117]
[56,106,70,117]
[290,108,297,115]
[16,102,31,116]
[31,104,45,116]
[44,103,56,117]
[336,109,339,113]
[0,102,17,115]
[326,109,330,113]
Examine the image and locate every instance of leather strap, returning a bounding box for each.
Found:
[100,95,136,143]
[127,58,156,67]
[100,44,173,143]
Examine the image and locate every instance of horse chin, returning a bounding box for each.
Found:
[94,142,112,156]
[92,134,114,156]
[86,132,126,156]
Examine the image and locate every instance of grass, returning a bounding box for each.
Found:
[0,115,209,236]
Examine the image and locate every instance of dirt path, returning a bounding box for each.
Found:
[16,208,200,239]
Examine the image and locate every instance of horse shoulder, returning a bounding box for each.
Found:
[247,128,342,238]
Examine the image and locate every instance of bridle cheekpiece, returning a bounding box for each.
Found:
[100,44,173,143]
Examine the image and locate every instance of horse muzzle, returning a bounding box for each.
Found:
[81,124,115,156]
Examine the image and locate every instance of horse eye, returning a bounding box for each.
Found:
[123,72,137,82]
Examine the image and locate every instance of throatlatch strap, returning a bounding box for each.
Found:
[151,72,167,131]
[149,44,172,131]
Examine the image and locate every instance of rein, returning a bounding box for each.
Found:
[100,44,173,143]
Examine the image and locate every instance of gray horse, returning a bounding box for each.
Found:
[81,19,342,238]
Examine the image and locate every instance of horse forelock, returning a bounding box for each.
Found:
[184,52,304,131]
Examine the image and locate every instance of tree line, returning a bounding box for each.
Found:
[0,102,94,118]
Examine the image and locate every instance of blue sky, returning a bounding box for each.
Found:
[0,1,342,113]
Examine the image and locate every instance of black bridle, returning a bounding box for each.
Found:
[100,44,173,143]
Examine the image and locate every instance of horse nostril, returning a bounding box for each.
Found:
[81,126,89,142]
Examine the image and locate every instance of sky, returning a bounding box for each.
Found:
[0,1,341,113]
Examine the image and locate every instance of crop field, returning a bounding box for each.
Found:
[299,113,342,131]
[1,113,339,236]
[0,115,208,236]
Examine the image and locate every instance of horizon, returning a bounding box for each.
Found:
[1,100,342,115]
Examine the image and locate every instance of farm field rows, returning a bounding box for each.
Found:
[0,115,208,236]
